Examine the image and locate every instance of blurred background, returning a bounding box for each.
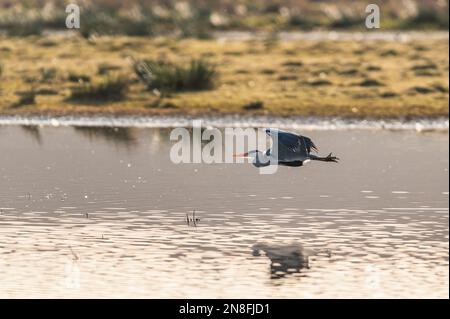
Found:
[0,0,448,37]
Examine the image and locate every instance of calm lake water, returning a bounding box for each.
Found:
[0,125,448,298]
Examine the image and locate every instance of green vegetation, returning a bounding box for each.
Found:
[400,5,449,29]
[358,78,384,87]
[243,101,264,110]
[40,67,58,82]
[67,72,91,83]
[12,91,37,108]
[69,74,129,102]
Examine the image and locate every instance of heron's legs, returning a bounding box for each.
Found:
[310,153,339,163]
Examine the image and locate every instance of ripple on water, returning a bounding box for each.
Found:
[0,126,447,298]
[0,206,447,297]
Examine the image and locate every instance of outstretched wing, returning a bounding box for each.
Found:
[270,130,318,162]
[301,136,318,154]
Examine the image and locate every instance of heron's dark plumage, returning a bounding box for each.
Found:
[247,129,338,167]
[302,136,318,153]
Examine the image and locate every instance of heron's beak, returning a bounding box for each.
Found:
[233,152,249,158]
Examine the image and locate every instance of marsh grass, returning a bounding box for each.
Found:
[12,90,36,108]
[431,83,449,93]
[380,91,398,98]
[186,210,201,227]
[307,79,332,86]
[358,78,383,87]
[288,14,318,30]
[411,63,438,71]
[400,6,450,29]
[97,63,122,75]
[278,75,298,81]
[6,22,43,36]
[409,86,436,94]
[415,69,441,76]
[0,35,448,119]
[366,65,382,71]
[67,72,91,83]
[146,100,178,109]
[338,68,359,76]
[134,59,216,93]
[40,67,57,82]
[282,61,303,67]
[69,74,128,102]
[329,14,363,29]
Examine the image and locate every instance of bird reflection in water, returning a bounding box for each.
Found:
[252,243,330,280]
[20,125,42,145]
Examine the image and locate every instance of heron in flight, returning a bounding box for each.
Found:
[234,128,339,167]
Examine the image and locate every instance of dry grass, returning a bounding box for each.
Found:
[0,34,448,118]
[68,74,129,102]
[133,58,216,93]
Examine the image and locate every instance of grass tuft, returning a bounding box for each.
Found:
[243,101,264,110]
[134,59,216,93]
[401,6,449,29]
[358,78,383,87]
[40,67,58,82]
[69,74,128,102]
[12,90,36,108]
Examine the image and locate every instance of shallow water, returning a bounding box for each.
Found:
[0,125,448,298]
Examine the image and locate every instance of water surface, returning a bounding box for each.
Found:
[0,125,448,298]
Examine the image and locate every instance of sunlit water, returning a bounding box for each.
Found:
[0,125,448,298]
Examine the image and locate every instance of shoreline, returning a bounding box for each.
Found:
[3,30,447,41]
[0,114,448,131]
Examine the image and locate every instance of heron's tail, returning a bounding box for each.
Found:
[303,137,318,153]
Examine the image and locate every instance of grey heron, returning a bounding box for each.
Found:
[234,128,339,167]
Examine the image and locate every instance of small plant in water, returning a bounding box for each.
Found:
[186,210,200,227]
[67,72,91,83]
[243,101,264,110]
[40,67,58,82]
